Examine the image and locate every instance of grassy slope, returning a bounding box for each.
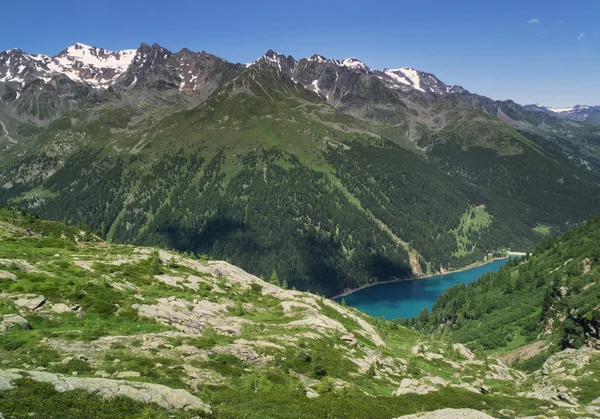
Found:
[0,208,587,418]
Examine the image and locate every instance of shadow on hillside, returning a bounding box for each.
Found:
[156,215,247,254]
[365,254,412,282]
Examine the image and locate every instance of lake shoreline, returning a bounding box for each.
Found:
[330,256,509,300]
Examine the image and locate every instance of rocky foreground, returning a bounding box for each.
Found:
[0,210,599,418]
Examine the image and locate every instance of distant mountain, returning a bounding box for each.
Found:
[524,103,600,122]
[1,42,600,296]
[255,50,459,96]
[0,43,135,88]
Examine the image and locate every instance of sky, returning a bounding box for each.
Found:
[1,0,598,107]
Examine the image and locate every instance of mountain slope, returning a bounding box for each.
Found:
[2,61,573,295]
[2,208,599,418]
[2,43,600,297]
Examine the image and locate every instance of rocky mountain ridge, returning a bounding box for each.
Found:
[1,41,598,158]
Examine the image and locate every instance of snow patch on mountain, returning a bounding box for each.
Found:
[548,107,576,113]
[29,43,136,87]
[0,43,136,88]
[341,57,369,71]
[383,68,425,92]
[311,79,322,95]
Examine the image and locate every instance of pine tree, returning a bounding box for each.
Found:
[269,271,280,287]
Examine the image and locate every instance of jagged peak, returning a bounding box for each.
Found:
[136,42,170,54]
[259,49,291,60]
[252,50,294,71]
[308,53,328,63]
[264,49,280,57]
[341,57,369,70]
[2,48,24,55]
[58,42,134,57]
[151,42,167,50]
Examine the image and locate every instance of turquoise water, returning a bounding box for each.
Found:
[335,258,510,319]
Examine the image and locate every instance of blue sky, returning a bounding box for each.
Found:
[1,0,598,106]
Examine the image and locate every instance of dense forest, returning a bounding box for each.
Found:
[8,135,558,296]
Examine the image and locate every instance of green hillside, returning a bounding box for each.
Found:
[415,212,600,371]
[2,208,599,418]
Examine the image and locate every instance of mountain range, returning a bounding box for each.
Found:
[1,42,600,296]
[524,104,600,122]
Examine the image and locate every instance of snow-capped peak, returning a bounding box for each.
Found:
[58,43,136,73]
[524,103,600,122]
[24,43,137,87]
[304,54,368,71]
[341,57,368,71]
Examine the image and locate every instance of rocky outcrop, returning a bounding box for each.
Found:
[453,343,476,361]
[485,360,525,381]
[393,408,496,418]
[133,297,245,335]
[0,270,17,281]
[523,346,598,407]
[49,303,73,314]
[321,298,385,347]
[14,295,46,310]
[0,369,210,412]
[392,377,448,396]
[0,314,29,332]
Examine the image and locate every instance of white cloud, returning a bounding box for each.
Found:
[527,18,540,24]
[577,33,585,40]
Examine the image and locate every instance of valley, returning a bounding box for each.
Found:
[2,42,600,297]
[1,37,600,419]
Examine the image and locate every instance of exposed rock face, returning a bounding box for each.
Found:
[392,377,443,396]
[393,408,496,419]
[306,388,319,398]
[162,251,387,346]
[524,346,597,407]
[0,314,29,332]
[453,343,476,361]
[115,371,141,378]
[14,295,46,310]
[0,369,210,412]
[133,297,245,335]
[485,360,525,381]
[583,258,592,274]
[341,333,357,345]
[0,271,16,281]
[49,303,73,313]
[320,298,385,347]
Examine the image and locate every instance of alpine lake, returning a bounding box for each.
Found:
[335,258,510,319]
